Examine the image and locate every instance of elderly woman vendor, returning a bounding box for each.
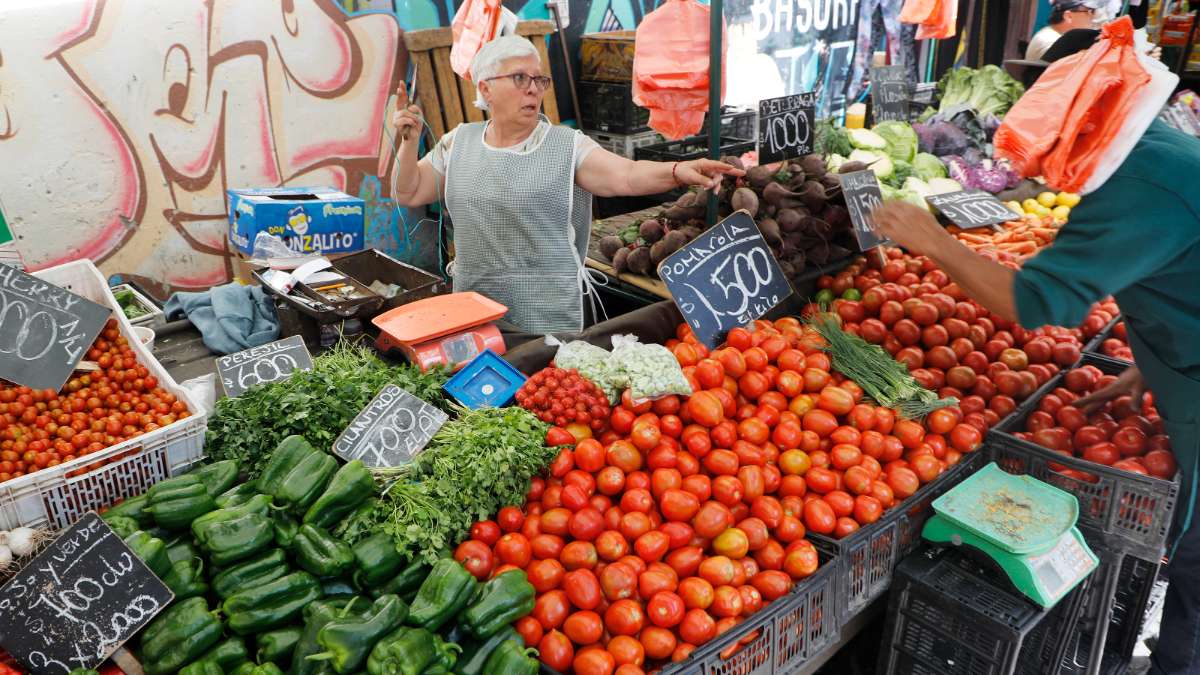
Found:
[392,36,742,335]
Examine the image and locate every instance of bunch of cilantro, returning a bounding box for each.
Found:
[204,341,451,477]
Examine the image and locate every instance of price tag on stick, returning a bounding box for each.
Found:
[658,211,794,350]
[216,335,314,397]
[0,266,110,391]
[838,169,890,251]
[332,384,448,468]
[0,513,173,674]
[757,91,817,165]
[870,65,911,123]
[925,190,1023,229]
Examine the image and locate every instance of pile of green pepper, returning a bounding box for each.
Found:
[98,434,539,675]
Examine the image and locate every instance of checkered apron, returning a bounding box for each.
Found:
[446,121,594,334]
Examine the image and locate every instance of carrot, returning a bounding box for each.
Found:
[998,241,1037,254]
[957,233,991,244]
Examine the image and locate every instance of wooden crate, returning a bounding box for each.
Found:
[403,21,560,140]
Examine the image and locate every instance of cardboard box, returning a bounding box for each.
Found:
[227,187,365,256]
[581,31,636,82]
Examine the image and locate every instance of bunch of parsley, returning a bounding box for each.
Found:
[204,341,451,477]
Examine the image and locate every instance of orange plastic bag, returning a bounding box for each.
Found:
[632,0,726,140]
[994,17,1150,192]
[902,0,957,39]
[900,0,938,27]
[450,0,503,80]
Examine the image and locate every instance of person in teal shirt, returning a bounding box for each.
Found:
[874,117,1200,674]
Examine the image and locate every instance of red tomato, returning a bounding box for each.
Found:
[562,541,599,570]
[647,591,686,628]
[527,558,567,593]
[803,499,836,534]
[534,590,571,630]
[564,569,604,610]
[539,630,575,671]
[564,610,605,645]
[470,520,501,546]
[750,570,793,601]
[600,562,639,601]
[605,599,646,636]
[495,533,532,568]
[454,540,494,580]
[570,508,606,541]
[574,647,616,675]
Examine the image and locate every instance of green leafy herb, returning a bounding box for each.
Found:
[204,341,450,477]
[362,406,554,563]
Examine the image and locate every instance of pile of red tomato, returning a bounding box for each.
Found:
[457,315,982,675]
[1008,363,1175,480]
[1099,321,1133,362]
[809,249,1090,431]
[0,320,189,485]
[517,367,612,433]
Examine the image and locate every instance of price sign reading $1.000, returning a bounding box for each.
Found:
[216,335,314,397]
[757,91,816,165]
[658,211,794,349]
[838,169,891,251]
[332,384,449,468]
[0,513,173,674]
[925,189,1023,229]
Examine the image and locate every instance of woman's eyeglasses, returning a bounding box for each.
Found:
[487,73,553,91]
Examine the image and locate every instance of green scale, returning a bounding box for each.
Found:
[922,462,1099,608]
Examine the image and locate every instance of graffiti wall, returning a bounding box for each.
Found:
[0,0,407,296]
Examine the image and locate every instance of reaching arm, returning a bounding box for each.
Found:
[390,83,444,208]
[872,200,1019,322]
[577,147,744,197]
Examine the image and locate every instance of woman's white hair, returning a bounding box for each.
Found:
[471,36,541,110]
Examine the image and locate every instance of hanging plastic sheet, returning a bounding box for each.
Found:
[632,0,726,140]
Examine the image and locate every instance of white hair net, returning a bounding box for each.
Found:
[470,36,541,111]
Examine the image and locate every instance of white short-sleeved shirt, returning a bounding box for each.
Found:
[1026,26,1063,61]
[428,120,600,176]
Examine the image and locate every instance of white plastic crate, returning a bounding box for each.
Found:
[585,129,662,159]
[0,259,206,530]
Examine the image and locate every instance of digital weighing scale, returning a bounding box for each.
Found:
[922,462,1098,608]
[373,292,508,372]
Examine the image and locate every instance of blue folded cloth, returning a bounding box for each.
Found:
[164,283,280,355]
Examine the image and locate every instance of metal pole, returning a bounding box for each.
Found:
[707,0,723,226]
[547,3,584,125]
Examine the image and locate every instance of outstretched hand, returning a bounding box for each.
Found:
[674,159,746,191]
[1074,365,1146,413]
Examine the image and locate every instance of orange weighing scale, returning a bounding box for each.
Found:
[373,292,508,371]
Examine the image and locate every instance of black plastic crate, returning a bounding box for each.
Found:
[701,106,757,143]
[1054,528,1160,675]
[811,449,987,625]
[988,353,1178,563]
[538,543,840,675]
[579,80,649,134]
[878,543,1092,675]
[634,136,756,163]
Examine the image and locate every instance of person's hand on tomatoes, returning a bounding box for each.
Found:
[1073,365,1145,413]
[871,200,956,257]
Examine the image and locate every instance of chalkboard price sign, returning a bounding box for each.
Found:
[870,66,911,123]
[757,91,817,165]
[0,267,111,391]
[839,169,890,251]
[333,384,449,468]
[658,211,793,350]
[216,335,314,397]
[0,513,173,674]
[926,189,1022,229]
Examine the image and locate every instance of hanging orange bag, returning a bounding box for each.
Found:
[632,0,726,140]
[450,0,503,79]
[994,17,1150,192]
[915,0,957,40]
[899,0,939,27]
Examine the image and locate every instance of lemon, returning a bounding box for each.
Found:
[1056,192,1081,207]
[1052,205,1071,221]
[1022,198,1041,213]
[1035,205,1053,217]
[1005,200,1024,215]
[1037,192,1058,208]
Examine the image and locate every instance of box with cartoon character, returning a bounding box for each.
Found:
[227,187,365,256]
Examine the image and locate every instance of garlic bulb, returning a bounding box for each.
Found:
[8,527,37,557]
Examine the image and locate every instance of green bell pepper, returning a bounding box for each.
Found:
[273,510,300,549]
[166,538,200,565]
[105,515,140,539]
[216,482,259,509]
[123,530,171,578]
[212,548,289,599]
[294,524,354,578]
[192,493,275,566]
[163,557,208,600]
[455,626,520,675]
[257,435,337,513]
[146,474,217,531]
[190,459,241,496]
[366,627,461,675]
[293,598,372,675]
[187,636,249,672]
[333,495,379,542]
[231,664,285,675]
[307,594,409,674]
[406,559,478,632]
[482,639,538,675]
[303,460,374,530]
[67,670,99,675]
[256,435,318,495]
[256,626,302,666]
[352,533,404,589]
[322,578,358,599]
[103,493,152,526]
[461,569,536,639]
[223,571,322,635]
[179,661,223,675]
[371,558,430,599]
[138,597,223,675]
